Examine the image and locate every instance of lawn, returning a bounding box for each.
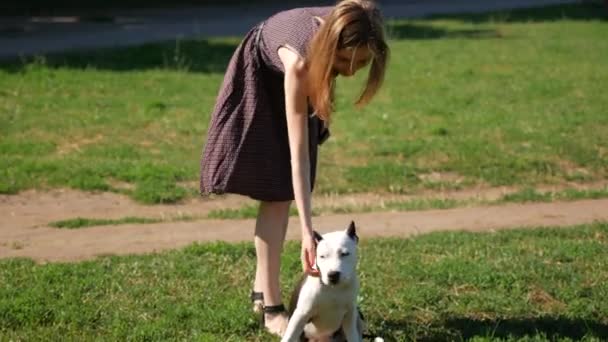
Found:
[1,3,607,204]
[1,5,607,341]
[1,222,607,341]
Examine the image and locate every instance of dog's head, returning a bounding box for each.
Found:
[314,221,359,286]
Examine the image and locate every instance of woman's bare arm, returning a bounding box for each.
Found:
[278,47,319,276]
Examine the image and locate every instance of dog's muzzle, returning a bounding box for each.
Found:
[327,271,341,285]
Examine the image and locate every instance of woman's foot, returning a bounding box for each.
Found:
[263,304,288,337]
[250,291,264,314]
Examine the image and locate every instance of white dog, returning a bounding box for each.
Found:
[281,222,382,342]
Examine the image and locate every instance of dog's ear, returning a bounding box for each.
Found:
[313,231,323,244]
[346,221,359,243]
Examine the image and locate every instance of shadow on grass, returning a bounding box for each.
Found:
[0,38,238,73]
[426,3,607,23]
[1,3,605,71]
[385,3,606,41]
[377,316,608,341]
[386,22,503,40]
[1,0,332,16]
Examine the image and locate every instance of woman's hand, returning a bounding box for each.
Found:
[301,232,320,277]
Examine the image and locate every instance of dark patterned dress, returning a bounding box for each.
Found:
[200,7,333,201]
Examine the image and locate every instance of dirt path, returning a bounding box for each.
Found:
[1,187,607,263]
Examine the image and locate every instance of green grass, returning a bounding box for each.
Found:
[41,185,608,226]
[207,203,263,220]
[206,197,463,219]
[499,186,608,204]
[49,215,199,229]
[1,222,607,341]
[206,203,321,220]
[1,3,607,204]
[202,186,608,220]
[49,216,163,229]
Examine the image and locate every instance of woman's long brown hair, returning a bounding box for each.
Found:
[306,0,389,122]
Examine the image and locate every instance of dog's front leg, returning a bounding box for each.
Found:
[281,308,309,342]
[341,308,361,342]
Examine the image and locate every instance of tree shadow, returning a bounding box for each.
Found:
[0,38,239,73]
[386,3,607,41]
[386,22,503,40]
[0,0,335,16]
[374,316,608,341]
[425,2,607,23]
[0,3,604,71]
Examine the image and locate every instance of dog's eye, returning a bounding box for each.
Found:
[319,255,327,259]
[340,252,350,257]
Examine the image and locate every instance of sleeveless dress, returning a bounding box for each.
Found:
[200,7,333,201]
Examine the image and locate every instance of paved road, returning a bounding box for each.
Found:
[0,0,575,59]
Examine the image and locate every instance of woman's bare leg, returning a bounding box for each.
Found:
[253,200,291,336]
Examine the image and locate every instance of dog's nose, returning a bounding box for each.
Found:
[327,271,341,284]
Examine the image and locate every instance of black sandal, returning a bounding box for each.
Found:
[263,303,286,314]
[250,291,264,313]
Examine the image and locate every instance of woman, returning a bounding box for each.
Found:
[200,0,389,336]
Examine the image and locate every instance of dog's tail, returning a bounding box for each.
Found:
[359,310,384,342]
[362,334,384,342]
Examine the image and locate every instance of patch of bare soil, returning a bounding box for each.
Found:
[1,182,607,263]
